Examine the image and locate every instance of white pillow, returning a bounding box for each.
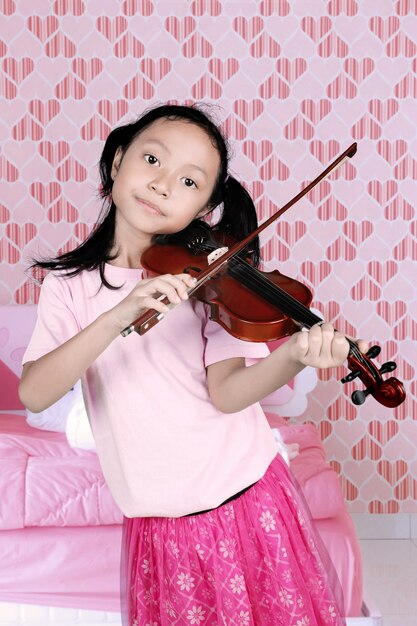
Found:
[65,389,96,450]
[271,428,299,466]
[26,380,83,432]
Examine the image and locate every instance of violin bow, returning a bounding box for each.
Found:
[121,143,357,337]
[180,142,358,293]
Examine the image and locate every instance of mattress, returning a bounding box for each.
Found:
[0,414,122,530]
[0,525,123,612]
[0,413,124,613]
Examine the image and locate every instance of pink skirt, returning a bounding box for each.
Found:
[121,454,346,625]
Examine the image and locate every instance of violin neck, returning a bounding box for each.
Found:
[228,258,322,330]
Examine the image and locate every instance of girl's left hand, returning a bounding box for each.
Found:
[288,322,368,369]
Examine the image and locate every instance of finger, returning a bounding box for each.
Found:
[148,275,191,304]
[140,294,171,314]
[310,323,349,364]
[179,273,199,289]
[175,273,199,297]
[318,322,337,362]
[344,332,369,354]
[159,274,198,300]
[139,277,183,305]
[331,330,350,363]
[306,323,331,361]
[293,328,310,359]
[356,339,369,354]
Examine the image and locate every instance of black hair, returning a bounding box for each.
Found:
[31,103,260,288]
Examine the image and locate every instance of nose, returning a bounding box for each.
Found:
[149,175,170,198]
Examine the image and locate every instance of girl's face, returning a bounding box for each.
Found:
[110,118,221,241]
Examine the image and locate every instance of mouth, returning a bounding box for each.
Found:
[134,197,164,216]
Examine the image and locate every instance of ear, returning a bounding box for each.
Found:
[196,205,212,219]
[110,147,123,181]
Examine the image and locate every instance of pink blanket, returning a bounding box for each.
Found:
[0,414,122,529]
[0,413,345,530]
[265,413,346,520]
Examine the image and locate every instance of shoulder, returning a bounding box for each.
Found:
[38,268,101,309]
[40,270,77,298]
[41,267,100,292]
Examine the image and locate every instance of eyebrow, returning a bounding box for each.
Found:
[142,139,208,180]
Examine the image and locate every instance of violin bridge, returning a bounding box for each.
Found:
[207,247,229,265]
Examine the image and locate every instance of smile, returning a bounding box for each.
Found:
[135,197,164,216]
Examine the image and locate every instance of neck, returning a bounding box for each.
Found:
[108,251,143,269]
[110,221,153,269]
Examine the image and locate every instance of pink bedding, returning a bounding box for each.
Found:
[0,413,123,611]
[314,513,363,618]
[0,413,344,528]
[264,412,347,520]
[0,414,123,529]
[0,412,362,615]
[0,525,122,611]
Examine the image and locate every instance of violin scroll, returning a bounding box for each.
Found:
[342,344,406,408]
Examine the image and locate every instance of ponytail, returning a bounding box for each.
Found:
[155,176,261,267]
[213,176,260,267]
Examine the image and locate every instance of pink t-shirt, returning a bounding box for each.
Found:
[23,265,278,517]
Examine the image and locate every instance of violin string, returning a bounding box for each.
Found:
[243,261,371,368]
[237,258,372,369]
[194,240,370,368]
[197,241,318,324]
[229,258,321,327]
[196,241,320,326]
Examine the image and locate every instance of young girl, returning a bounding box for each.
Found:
[19,104,364,626]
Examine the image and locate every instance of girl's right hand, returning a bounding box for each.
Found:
[106,273,197,331]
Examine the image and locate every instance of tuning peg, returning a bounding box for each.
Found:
[341,370,361,384]
[366,345,381,359]
[351,388,371,405]
[379,361,397,375]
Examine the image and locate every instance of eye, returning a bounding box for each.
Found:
[144,154,159,165]
[182,177,197,188]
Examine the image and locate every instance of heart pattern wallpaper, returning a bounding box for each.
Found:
[0,0,416,514]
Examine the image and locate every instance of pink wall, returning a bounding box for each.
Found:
[0,0,416,514]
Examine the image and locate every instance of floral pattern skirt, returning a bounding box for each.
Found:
[120,454,346,626]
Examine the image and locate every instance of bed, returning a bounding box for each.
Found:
[0,305,123,623]
[0,304,369,624]
[0,413,123,613]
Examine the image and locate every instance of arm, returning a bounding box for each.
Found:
[19,272,196,413]
[20,312,120,412]
[207,323,368,413]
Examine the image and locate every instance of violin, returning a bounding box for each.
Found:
[121,144,406,409]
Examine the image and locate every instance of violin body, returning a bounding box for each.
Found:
[141,243,313,342]
[140,238,406,409]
